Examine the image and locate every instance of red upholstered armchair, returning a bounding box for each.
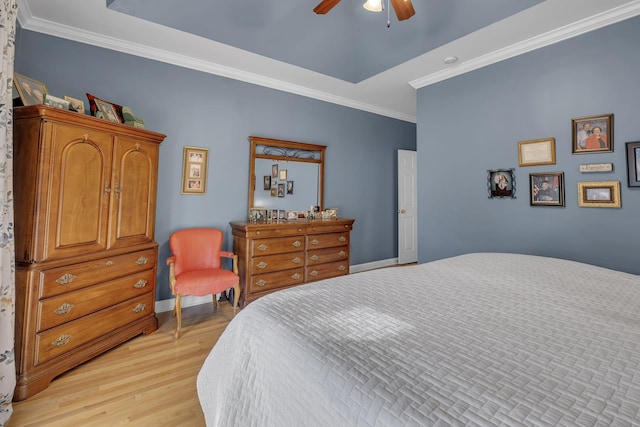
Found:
[166,228,240,338]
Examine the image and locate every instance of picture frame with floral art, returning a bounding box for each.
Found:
[181,146,209,195]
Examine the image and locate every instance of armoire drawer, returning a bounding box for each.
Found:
[39,249,156,298]
[35,293,155,365]
[307,232,350,250]
[249,268,305,294]
[250,236,305,256]
[38,270,155,331]
[307,260,349,282]
[251,252,305,274]
[307,246,349,266]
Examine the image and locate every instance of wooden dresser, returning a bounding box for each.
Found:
[230,218,355,307]
[13,106,165,400]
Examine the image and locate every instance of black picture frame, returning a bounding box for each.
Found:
[529,172,565,207]
[625,141,640,187]
[572,113,613,154]
[487,168,516,199]
[263,175,271,190]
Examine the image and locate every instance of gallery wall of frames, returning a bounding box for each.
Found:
[488,113,638,209]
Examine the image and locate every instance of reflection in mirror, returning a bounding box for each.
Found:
[248,136,325,219]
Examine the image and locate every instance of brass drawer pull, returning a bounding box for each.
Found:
[134,279,148,289]
[310,239,319,246]
[105,260,114,266]
[338,265,346,271]
[257,261,268,269]
[339,236,347,242]
[292,240,302,248]
[54,303,74,315]
[256,279,267,287]
[310,255,319,261]
[56,273,76,285]
[292,273,302,280]
[52,334,72,347]
[338,251,346,257]
[136,256,148,266]
[292,257,302,264]
[133,303,146,313]
[310,270,318,277]
[257,244,268,251]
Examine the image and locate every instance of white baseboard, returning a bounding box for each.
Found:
[154,257,399,313]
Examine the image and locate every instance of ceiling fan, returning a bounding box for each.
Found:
[314,0,416,22]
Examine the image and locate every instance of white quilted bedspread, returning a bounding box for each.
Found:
[197,253,640,426]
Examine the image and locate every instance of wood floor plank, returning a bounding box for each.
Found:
[8,303,233,427]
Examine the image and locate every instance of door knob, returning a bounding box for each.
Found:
[398,209,406,214]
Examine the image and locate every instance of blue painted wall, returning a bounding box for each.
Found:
[14,29,416,300]
[417,15,640,274]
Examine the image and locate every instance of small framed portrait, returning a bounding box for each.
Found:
[14,72,48,106]
[271,209,278,220]
[578,181,621,208]
[286,180,294,194]
[42,94,70,110]
[181,146,209,195]
[487,168,516,199]
[572,114,613,154]
[263,175,271,190]
[286,210,298,221]
[277,183,285,198]
[279,169,287,181]
[271,164,278,178]
[530,172,565,207]
[278,209,286,220]
[94,98,121,123]
[64,96,85,114]
[625,142,640,187]
[518,138,556,166]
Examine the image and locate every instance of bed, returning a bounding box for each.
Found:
[197,253,640,426]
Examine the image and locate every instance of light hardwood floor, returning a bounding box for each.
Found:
[8,303,235,427]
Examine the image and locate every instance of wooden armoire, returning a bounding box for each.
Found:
[12,105,165,401]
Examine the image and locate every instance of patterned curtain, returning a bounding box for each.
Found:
[0,0,17,425]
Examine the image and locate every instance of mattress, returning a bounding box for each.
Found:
[197,253,640,426]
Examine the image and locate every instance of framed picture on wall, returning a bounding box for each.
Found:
[625,141,640,187]
[572,114,613,154]
[518,138,556,166]
[487,168,516,199]
[577,181,621,208]
[263,175,271,190]
[529,172,565,207]
[181,146,209,195]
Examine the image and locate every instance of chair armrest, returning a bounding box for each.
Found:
[166,256,176,266]
[220,251,234,259]
[166,256,177,295]
[221,251,239,275]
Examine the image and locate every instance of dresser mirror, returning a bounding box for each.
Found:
[248,136,325,219]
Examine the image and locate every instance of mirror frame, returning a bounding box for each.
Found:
[248,136,325,219]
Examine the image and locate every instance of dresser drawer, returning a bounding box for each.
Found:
[251,252,304,274]
[307,232,350,250]
[35,293,155,365]
[307,260,349,282]
[307,246,349,266]
[38,270,154,331]
[249,268,305,294]
[39,249,156,298]
[251,236,305,256]
[308,222,353,234]
[247,225,305,239]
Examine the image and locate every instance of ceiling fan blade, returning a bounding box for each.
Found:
[390,0,415,21]
[314,0,341,14]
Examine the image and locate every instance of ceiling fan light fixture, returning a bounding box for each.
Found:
[363,0,383,12]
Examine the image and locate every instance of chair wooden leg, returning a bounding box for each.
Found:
[232,283,240,314]
[174,294,182,339]
[213,293,218,310]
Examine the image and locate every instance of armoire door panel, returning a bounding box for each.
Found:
[45,123,113,261]
[109,137,159,248]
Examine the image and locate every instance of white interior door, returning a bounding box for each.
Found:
[398,149,417,264]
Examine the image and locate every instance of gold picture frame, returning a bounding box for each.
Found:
[518,137,556,166]
[181,146,209,195]
[64,96,85,114]
[14,72,48,106]
[94,98,121,123]
[577,181,620,208]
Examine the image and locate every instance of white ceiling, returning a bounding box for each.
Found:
[16,0,640,123]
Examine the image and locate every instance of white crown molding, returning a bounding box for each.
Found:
[409,0,640,89]
[16,6,415,123]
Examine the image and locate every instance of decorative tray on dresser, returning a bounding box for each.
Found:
[13,105,165,400]
[230,218,355,307]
